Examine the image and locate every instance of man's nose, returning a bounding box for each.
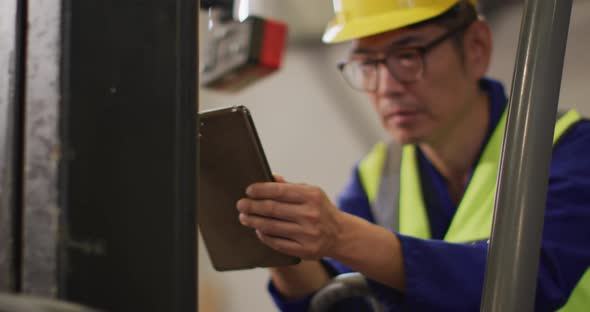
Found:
[376,62,406,95]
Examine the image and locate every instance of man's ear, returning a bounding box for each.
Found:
[463,20,492,79]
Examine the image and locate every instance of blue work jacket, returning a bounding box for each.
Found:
[268,78,590,311]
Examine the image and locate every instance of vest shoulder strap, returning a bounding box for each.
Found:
[358,141,402,231]
[373,141,402,232]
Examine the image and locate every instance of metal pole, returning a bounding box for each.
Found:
[0,0,23,293]
[21,0,63,296]
[481,0,573,311]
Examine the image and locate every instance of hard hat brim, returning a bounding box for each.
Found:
[322,1,459,44]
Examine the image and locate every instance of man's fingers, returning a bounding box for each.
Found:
[237,199,300,222]
[256,230,302,257]
[246,182,307,203]
[239,213,300,238]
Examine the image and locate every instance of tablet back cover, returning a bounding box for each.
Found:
[198,106,300,271]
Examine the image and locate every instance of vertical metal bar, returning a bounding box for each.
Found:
[21,0,63,296]
[174,0,198,309]
[60,0,197,310]
[0,0,22,293]
[481,0,573,311]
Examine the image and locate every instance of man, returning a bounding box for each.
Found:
[236,0,590,311]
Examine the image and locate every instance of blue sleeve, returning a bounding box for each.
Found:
[267,281,313,312]
[376,235,489,311]
[366,121,590,311]
[536,121,590,309]
[271,121,590,312]
[267,165,377,311]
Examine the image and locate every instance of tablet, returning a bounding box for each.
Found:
[198,105,300,271]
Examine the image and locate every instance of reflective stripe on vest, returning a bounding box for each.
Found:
[357,109,588,311]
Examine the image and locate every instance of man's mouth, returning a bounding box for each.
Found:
[385,110,421,125]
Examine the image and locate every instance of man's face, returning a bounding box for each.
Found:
[349,22,487,145]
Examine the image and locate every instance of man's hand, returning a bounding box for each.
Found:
[236,180,344,260]
[238,176,406,291]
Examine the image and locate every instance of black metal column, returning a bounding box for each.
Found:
[20,0,198,310]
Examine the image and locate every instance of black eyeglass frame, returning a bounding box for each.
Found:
[337,20,476,92]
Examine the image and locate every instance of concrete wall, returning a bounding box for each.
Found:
[487,1,590,115]
[198,2,590,310]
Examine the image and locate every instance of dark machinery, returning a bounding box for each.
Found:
[200,0,288,92]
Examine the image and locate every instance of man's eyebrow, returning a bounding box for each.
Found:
[351,47,376,54]
[390,35,424,47]
[351,34,425,54]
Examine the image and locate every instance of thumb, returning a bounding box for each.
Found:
[272,173,286,183]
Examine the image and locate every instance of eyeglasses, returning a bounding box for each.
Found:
[337,21,474,92]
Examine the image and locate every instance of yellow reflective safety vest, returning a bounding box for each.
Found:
[357,110,588,311]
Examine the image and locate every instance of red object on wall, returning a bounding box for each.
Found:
[201,16,288,92]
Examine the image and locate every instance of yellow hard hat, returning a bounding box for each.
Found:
[322,0,478,43]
